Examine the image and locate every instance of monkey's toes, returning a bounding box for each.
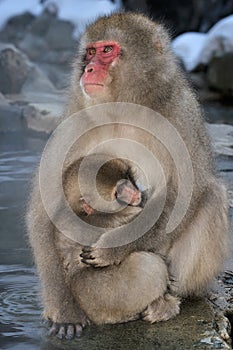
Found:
[48,322,84,339]
[142,295,180,323]
[142,305,170,323]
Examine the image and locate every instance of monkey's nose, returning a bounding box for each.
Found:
[85,65,94,73]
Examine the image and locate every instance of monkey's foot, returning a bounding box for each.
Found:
[45,306,91,339]
[142,294,180,323]
[80,246,121,267]
[48,321,90,339]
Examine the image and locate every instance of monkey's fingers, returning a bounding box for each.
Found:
[80,251,95,260]
[81,246,94,253]
[80,252,108,267]
[80,250,98,266]
[75,324,83,337]
[56,324,66,339]
[81,247,113,267]
[48,322,59,336]
[48,322,84,339]
[81,258,98,266]
[66,324,75,340]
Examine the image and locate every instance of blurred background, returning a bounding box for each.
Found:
[0,1,232,350]
[0,0,232,120]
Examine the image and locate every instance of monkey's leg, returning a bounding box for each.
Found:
[27,181,89,339]
[72,252,180,324]
[168,181,230,296]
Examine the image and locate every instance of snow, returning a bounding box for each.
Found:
[0,0,122,36]
[199,15,233,65]
[172,15,233,72]
[172,32,206,71]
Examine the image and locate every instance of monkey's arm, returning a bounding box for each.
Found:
[27,175,89,339]
[81,185,168,268]
[80,224,165,268]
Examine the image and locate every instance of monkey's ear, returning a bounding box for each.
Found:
[153,24,171,54]
[154,39,163,54]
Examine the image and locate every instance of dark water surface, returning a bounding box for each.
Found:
[0,128,232,350]
[0,132,46,350]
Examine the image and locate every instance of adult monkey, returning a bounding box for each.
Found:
[27,13,230,339]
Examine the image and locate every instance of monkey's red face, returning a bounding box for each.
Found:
[80,41,121,97]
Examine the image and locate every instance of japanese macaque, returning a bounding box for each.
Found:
[27,12,230,339]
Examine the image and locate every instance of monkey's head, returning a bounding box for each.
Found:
[74,12,176,107]
[63,154,148,228]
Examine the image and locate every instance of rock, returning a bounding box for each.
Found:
[38,62,70,89]
[0,43,32,94]
[0,12,36,45]
[207,123,233,156]
[38,49,73,64]
[22,104,61,134]
[172,15,233,72]
[18,33,49,61]
[207,53,233,93]
[29,8,75,51]
[204,103,233,124]
[45,19,75,50]
[43,299,230,350]
[29,8,57,37]
[0,102,24,132]
[124,0,233,36]
[21,65,57,94]
[5,11,35,32]
[2,91,65,133]
[0,42,56,95]
[0,92,8,103]
[189,72,206,90]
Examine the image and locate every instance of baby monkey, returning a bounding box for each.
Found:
[63,154,147,229]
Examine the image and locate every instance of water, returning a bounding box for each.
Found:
[0,132,46,350]
[0,127,232,350]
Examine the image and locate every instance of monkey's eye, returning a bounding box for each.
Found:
[87,47,96,55]
[103,46,113,53]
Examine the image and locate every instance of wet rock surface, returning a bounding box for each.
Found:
[0,43,57,95]
[40,300,227,350]
[0,92,64,133]
[0,43,32,94]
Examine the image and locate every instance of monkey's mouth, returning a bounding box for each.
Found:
[113,178,148,208]
[84,83,104,94]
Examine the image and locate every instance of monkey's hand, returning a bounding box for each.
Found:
[80,246,126,267]
[46,306,90,339]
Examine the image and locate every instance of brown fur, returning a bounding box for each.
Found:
[27,12,230,338]
[55,155,179,324]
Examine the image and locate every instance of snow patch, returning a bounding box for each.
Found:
[172,32,206,71]
[172,15,233,72]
